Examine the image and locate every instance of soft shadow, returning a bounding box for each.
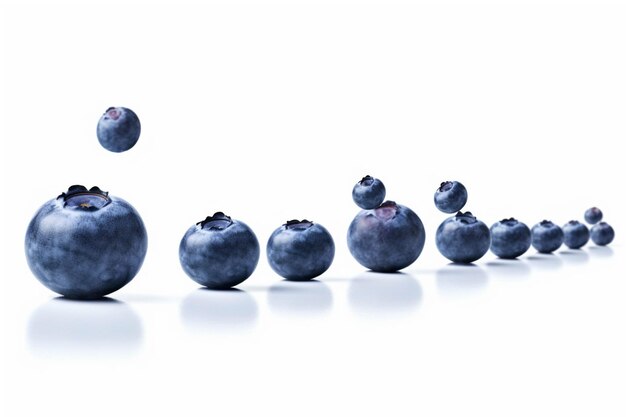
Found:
[485,259,531,280]
[526,253,564,271]
[587,246,614,259]
[27,297,143,357]
[180,288,258,332]
[348,272,422,317]
[267,280,333,316]
[436,264,489,297]
[559,249,590,266]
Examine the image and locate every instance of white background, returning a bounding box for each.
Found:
[1,1,625,416]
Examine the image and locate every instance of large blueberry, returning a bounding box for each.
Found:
[531,220,564,253]
[267,219,335,281]
[490,218,531,259]
[347,201,425,272]
[25,185,148,299]
[179,212,260,289]
[584,207,603,225]
[562,220,590,249]
[352,175,386,209]
[436,211,490,263]
[434,181,468,213]
[97,106,141,152]
[590,222,615,246]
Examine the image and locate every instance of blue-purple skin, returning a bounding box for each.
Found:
[590,222,615,246]
[562,220,590,249]
[489,218,531,259]
[352,175,386,209]
[347,201,425,272]
[267,220,335,281]
[179,212,260,289]
[97,107,141,152]
[531,220,564,254]
[436,211,490,263]
[25,185,147,299]
[584,207,603,225]
[434,181,468,213]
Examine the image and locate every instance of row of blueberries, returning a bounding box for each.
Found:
[25,177,615,300]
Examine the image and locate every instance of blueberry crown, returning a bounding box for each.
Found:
[197,212,234,230]
[455,211,477,223]
[358,175,375,186]
[539,220,554,227]
[500,217,518,225]
[57,185,109,201]
[568,220,580,225]
[285,219,313,230]
[438,181,453,192]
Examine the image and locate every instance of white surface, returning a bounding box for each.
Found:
[1,2,625,416]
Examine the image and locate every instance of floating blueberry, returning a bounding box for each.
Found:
[436,211,490,263]
[97,106,141,152]
[352,175,386,209]
[562,220,590,249]
[179,212,260,289]
[25,185,148,299]
[531,220,564,254]
[590,222,615,246]
[347,201,425,272]
[490,218,531,259]
[434,181,468,213]
[584,207,603,225]
[267,219,335,281]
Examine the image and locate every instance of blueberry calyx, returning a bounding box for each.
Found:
[359,175,375,186]
[373,200,398,220]
[501,217,518,225]
[438,181,453,192]
[57,185,111,211]
[197,212,234,230]
[539,220,553,227]
[285,219,314,230]
[568,220,580,225]
[455,211,477,224]
[103,107,121,121]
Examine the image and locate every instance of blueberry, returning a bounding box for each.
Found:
[267,219,335,280]
[434,181,468,213]
[531,220,564,254]
[347,201,426,272]
[25,185,148,299]
[489,217,531,259]
[590,222,615,246]
[562,220,590,249]
[352,175,386,209]
[436,211,490,263]
[179,212,260,289]
[584,207,603,225]
[97,107,141,152]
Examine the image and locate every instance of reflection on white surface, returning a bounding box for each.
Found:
[267,280,333,316]
[180,288,258,332]
[485,259,531,279]
[559,249,590,266]
[436,264,489,297]
[27,297,143,357]
[348,272,422,316]
[587,245,614,258]
[526,253,564,271]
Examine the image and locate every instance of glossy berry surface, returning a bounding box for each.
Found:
[584,207,603,225]
[590,222,615,246]
[347,201,425,272]
[436,211,490,263]
[490,218,531,259]
[179,212,260,289]
[25,185,148,299]
[352,175,386,209]
[267,220,335,281]
[434,181,468,213]
[562,220,590,249]
[531,220,564,254]
[96,107,141,152]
